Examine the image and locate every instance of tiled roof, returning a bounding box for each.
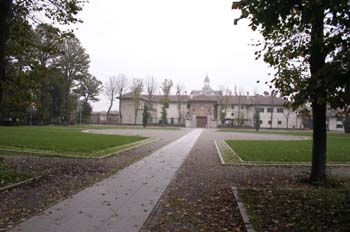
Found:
[189,95,220,102]
[120,92,287,106]
[222,95,286,106]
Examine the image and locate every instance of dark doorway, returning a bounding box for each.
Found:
[196,117,207,128]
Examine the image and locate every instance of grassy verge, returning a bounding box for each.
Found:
[0,160,31,188]
[239,185,350,231]
[0,126,147,158]
[225,133,350,162]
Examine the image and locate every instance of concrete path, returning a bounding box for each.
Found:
[11,129,203,232]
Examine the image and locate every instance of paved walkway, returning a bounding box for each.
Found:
[11,129,203,232]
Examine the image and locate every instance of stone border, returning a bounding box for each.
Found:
[232,186,256,232]
[97,137,158,159]
[0,138,157,159]
[223,140,244,162]
[213,140,244,165]
[0,178,33,192]
[213,140,225,165]
[0,174,47,192]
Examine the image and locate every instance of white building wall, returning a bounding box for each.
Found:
[223,105,303,129]
[120,99,144,124]
[328,117,344,131]
[152,102,187,125]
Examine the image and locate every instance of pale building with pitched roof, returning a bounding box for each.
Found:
[119,76,343,130]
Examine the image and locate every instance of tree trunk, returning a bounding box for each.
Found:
[119,95,123,124]
[310,102,327,182]
[0,0,12,105]
[134,98,137,125]
[107,99,113,123]
[309,4,327,183]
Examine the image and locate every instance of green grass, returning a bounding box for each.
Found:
[218,128,314,136]
[0,160,32,188]
[225,133,350,162]
[0,126,147,158]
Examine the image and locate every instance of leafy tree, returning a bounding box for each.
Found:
[254,111,260,131]
[233,0,350,182]
[142,104,149,128]
[116,74,128,123]
[32,24,63,124]
[0,0,87,104]
[76,74,102,104]
[81,101,92,124]
[160,79,173,125]
[176,83,185,125]
[236,112,245,127]
[45,69,66,123]
[219,87,232,125]
[131,78,143,125]
[0,19,39,123]
[145,76,158,124]
[55,37,90,122]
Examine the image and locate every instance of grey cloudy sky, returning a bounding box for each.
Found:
[73,0,273,111]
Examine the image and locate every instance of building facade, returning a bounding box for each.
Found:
[119,76,344,131]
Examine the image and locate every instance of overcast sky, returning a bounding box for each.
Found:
[73,0,273,111]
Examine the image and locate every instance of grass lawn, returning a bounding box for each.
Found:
[240,186,350,231]
[0,160,31,188]
[0,126,147,158]
[225,133,350,162]
[218,128,313,136]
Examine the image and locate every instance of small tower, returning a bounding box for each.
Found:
[202,74,212,91]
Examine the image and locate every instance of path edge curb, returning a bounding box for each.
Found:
[232,186,256,232]
[213,140,225,165]
[0,175,45,192]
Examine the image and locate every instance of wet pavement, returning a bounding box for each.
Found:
[11,129,203,232]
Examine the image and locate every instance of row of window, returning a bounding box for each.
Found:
[256,107,284,113]
[260,120,283,125]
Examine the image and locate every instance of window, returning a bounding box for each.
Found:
[268,120,272,124]
[277,108,284,113]
[231,112,234,117]
[336,124,343,128]
[337,117,344,122]
[241,105,244,110]
[267,107,273,113]
[259,120,263,124]
[278,120,282,125]
[256,108,264,113]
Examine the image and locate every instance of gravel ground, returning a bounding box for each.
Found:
[141,129,350,232]
[0,128,191,231]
